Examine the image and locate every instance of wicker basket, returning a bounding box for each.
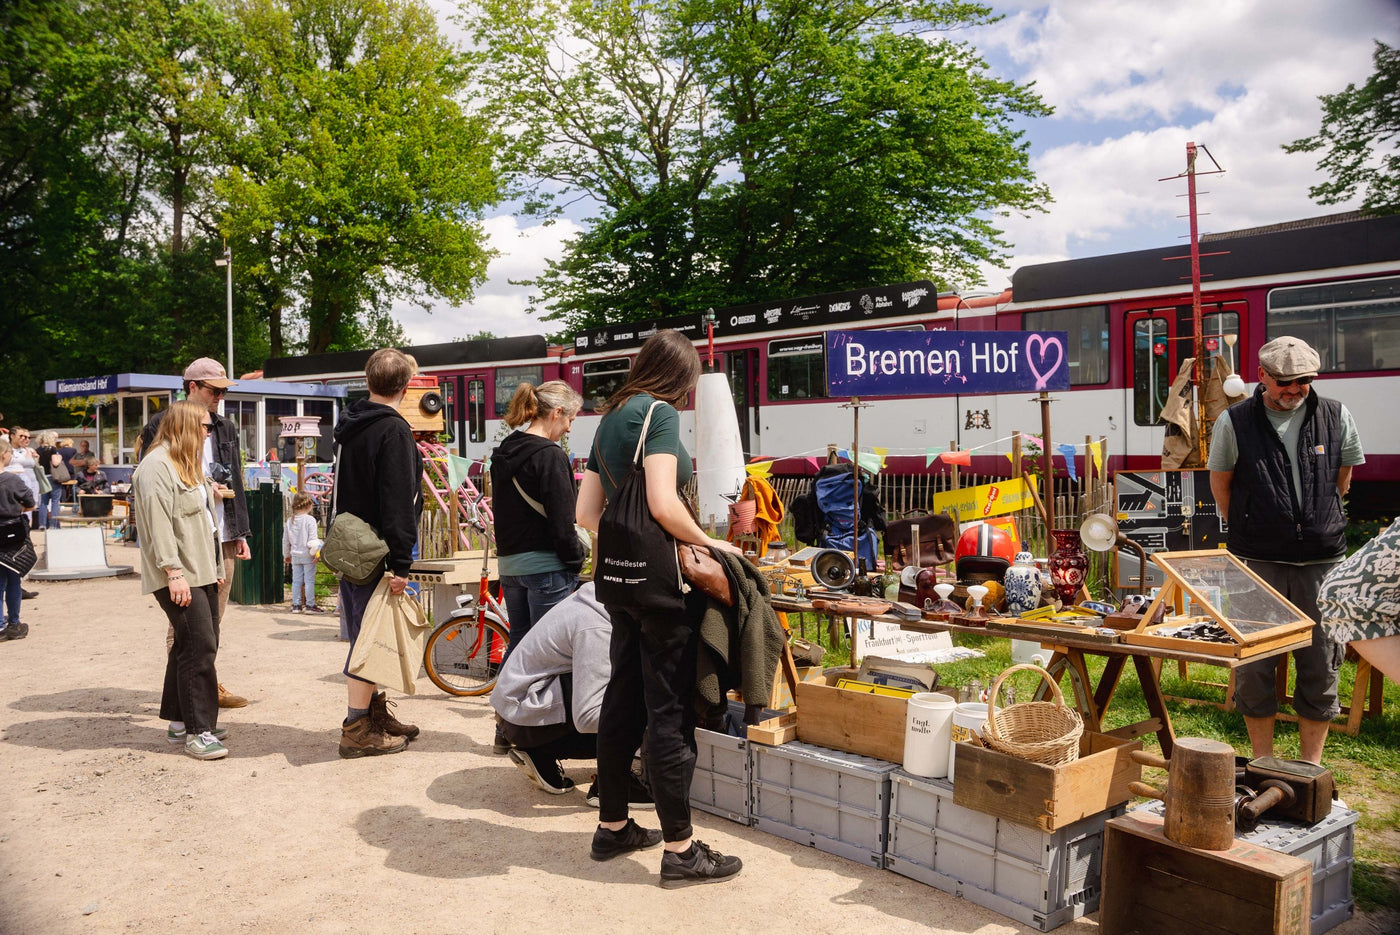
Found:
[980,663,1084,766]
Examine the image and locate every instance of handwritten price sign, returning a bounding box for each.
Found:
[824,330,1071,397]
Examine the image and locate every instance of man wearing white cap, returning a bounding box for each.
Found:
[1208,336,1365,763]
[139,358,252,709]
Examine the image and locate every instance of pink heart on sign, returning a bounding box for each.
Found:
[1026,334,1065,389]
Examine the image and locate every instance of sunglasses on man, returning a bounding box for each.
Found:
[1267,372,1314,388]
[197,381,229,397]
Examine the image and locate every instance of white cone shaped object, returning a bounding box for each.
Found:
[693,371,747,530]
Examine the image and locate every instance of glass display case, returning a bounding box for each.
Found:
[1121,550,1316,658]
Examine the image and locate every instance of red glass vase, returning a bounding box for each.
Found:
[1048,529,1088,607]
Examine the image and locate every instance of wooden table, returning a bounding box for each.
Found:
[771,596,1313,757]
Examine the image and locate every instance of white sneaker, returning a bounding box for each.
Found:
[185,731,229,760]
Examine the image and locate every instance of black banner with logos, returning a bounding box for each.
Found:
[572,280,941,354]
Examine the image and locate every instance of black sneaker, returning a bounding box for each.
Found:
[590,819,663,861]
[659,840,742,888]
[585,771,655,809]
[492,725,511,755]
[508,748,574,795]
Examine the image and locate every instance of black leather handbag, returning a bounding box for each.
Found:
[0,518,37,576]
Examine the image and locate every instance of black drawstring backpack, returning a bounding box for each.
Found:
[593,400,686,612]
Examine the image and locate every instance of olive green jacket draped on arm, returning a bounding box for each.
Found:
[133,446,221,595]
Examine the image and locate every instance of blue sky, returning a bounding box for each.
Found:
[397,0,1400,343]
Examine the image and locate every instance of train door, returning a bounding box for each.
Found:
[720,348,759,457]
[463,375,487,454]
[1124,302,1244,461]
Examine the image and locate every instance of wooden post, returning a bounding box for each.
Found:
[950,439,960,491]
[1012,431,1023,482]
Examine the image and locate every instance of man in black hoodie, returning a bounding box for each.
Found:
[333,348,424,758]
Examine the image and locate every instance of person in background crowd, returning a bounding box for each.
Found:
[0,437,37,641]
[331,348,423,758]
[283,491,323,614]
[74,457,111,495]
[488,380,586,754]
[133,402,227,760]
[8,429,40,532]
[1209,336,1365,764]
[55,439,77,505]
[139,358,251,710]
[34,431,63,529]
[576,328,746,888]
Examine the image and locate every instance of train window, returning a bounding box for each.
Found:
[581,357,630,412]
[1202,311,1241,370]
[1268,275,1400,372]
[1133,317,1171,425]
[467,379,485,443]
[767,336,827,400]
[1022,305,1110,385]
[494,365,544,415]
[439,379,455,445]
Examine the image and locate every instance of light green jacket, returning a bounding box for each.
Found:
[133,446,221,595]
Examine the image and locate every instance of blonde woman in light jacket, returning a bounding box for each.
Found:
[133,401,227,760]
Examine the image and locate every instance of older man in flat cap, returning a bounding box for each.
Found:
[1209,336,1365,763]
[139,358,252,709]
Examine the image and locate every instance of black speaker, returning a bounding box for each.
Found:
[810,549,857,590]
[420,391,444,414]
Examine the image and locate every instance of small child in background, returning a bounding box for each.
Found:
[284,492,323,614]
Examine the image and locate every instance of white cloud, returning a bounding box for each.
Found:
[392,214,583,345]
[973,0,1399,290]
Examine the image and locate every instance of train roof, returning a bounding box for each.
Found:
[262,335,549,379]
[1010,211,1400,303]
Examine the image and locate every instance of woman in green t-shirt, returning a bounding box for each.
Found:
[576,329,746,887]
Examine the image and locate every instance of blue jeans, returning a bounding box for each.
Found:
[290,560,315,608]
[500,569,577,660]
[37,486,63,528]
[1,567,21,626]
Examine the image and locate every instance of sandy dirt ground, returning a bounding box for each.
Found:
[0,535,1392,935]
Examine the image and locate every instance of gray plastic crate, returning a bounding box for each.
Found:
[1131,798,1358,935]
[691,727,752,825]
[751,740,898,867]
[886,770,1123,932]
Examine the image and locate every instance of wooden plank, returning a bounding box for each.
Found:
[746,713,798,746]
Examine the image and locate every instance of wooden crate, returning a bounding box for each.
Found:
[1100,812,1312,935]
[795,671,908,763]
[952,731,1143,832]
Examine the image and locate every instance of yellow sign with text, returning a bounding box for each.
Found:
[932,476,1034,521]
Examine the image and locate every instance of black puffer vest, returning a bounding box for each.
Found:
[1225,385,1346,562]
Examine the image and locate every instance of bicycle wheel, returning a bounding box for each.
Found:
[423,613,509,697]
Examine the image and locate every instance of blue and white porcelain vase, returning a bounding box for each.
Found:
[1003,550,1042,616]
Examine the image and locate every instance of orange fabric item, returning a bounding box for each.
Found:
[728,475,785,555]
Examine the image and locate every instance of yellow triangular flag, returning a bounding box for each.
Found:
[1088,440,1103,474]
[872,446,889,468]
[745,460,773,478]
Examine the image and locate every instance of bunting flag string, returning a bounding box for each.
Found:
[924,447,945,467]
[938,449,972,467]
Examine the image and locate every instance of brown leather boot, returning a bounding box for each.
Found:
[370,691,420,741]
[338,715,408,758]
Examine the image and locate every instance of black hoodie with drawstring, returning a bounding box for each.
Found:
[489,430,585,573]
[331,400,423,577]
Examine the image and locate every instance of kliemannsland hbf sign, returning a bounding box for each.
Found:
[824,330,1071,397]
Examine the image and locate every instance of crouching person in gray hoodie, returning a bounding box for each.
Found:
[491,582,651,807]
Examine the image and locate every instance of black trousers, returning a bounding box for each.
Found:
[595,590,703,842]
[157,583,221,733]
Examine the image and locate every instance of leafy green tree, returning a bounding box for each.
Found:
[1286,41,1400,216]
[217,0,501,354]
[463,0,1051,331]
